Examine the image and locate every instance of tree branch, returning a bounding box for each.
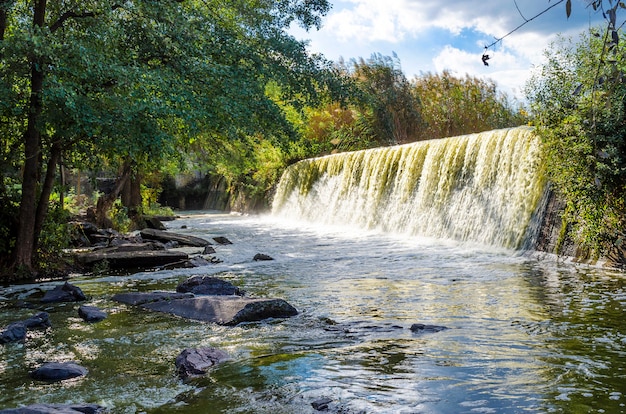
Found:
[50,4,122,33]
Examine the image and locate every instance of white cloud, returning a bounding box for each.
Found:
[291,0,607,99]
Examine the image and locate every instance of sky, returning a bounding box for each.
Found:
[289,0,608,102]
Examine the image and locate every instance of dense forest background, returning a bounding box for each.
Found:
[1,0,625,279]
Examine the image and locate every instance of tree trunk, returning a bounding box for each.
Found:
[0,0,13,41]
[95,162,132,228]
[13,0,47,273]
[121,170,142,217]
[32,141,61,256]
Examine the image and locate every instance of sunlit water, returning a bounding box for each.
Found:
[1,212,625,413]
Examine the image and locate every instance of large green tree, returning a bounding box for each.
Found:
[525,26,626,258]
[0,0,345,279]
[412,70,527,140]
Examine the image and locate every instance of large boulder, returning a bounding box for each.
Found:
[176,276,243,296]
[30,362,88,381]
[111,291,193,306]
[175,347,230,380]
[0,403,106,413]
[142,296,298,325]
[41,282,86,303]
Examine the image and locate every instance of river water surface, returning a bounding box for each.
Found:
[1,211,625,413]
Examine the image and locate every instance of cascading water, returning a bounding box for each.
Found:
[272,127,546,249]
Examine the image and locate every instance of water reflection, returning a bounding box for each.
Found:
[0,213,625,413]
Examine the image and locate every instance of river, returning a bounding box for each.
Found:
[1,211,625,413]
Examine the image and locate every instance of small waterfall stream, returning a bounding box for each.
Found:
[272,127,546,249]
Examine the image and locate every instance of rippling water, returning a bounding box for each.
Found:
[1,212,625,413]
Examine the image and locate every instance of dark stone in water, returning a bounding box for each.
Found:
[311,397,333,411]
[253,253,273,261]
[22,312,51,329]
[175,347,230,380]
[41,282,86,303]
[176,276,243,296]
[0,403,107,413]
[111,291,193,306]
[143,296,298,325]
[0,312,50,344]
[202,245,216,254]
[212,236,232,245]
[78,306,107,322]
[140,228,211,247]
[0,322,26,344]
[409,323,448,333]
[30,362,88,381]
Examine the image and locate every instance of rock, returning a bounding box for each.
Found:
[75,249,188,269]
[111,291,194,306]
[0,312,50,344]
[202,245,216,254]
[140,228,211,247]
[0,322,27,344]
[145,216,167,230]
[0,403,107,413]
[30,362,88,381]
[253,253,273,261]
[186,256,211,267]
[212,236,232,245]
[78,306,107,322]
[409,323,448,333]
[41,282,86,303]
[22,312,51,329]
[176,276,243,296]
[175,347,230,380]
[142,296,298,325]
[311,397,333,411]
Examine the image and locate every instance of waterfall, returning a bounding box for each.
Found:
[271,127,547,249]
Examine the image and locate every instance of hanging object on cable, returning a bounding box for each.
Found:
[482,47,491,66]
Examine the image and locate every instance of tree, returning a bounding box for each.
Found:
[0,0,346,279]
[525,28,626,258]
[412,71,527,140]
[350,53,423,145]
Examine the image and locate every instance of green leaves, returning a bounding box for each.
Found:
[526,28,626,257]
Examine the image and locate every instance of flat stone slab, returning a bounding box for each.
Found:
[143,296,298,325]
[140,229,211,247]
[75,249,188,268]
[111,291,194,306]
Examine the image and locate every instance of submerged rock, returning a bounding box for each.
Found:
[0,403,107,413]
[409,323,448,333]
[175,347,230,380]
[41,282,86,303]
[30,362,88,381]
[253,253,273,261]
[176,276,243,296]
